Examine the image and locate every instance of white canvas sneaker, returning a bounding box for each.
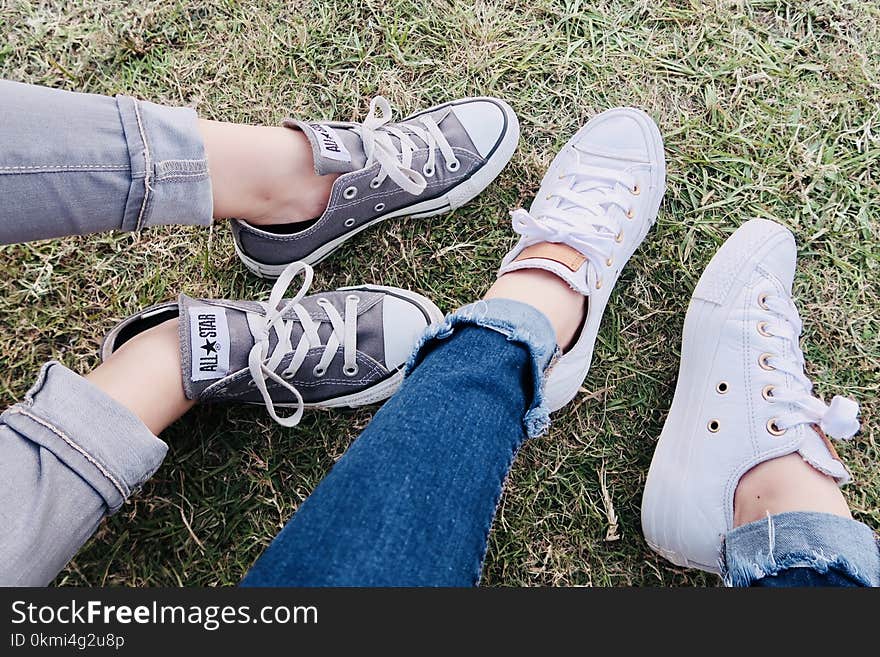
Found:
[641,218,861,573]
[497,107,666,410]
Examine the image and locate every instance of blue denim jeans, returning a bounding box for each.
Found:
[0,80,208,585]
[242,300,880,587]
[0,80,212,243]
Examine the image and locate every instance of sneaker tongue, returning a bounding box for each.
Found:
[798,425,852,485]
[285,119,367,175]
[177,294,257,399]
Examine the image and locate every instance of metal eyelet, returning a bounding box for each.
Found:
[762,384,775,401]
[606,257,614,267]
[626,208,635,219]
[631,184,641,196]
[595,278,603,290]
[312,365,326,378]
[343,186,358,199]
[446,159,460,172]
[374,202,386,212]
[344,218,356,227]
[758,353,775,371]
[615,232,624,243]
[369,178,381,189]
[707,419,720,433]
[343,364,359,377]
[757,321,773,337]
[346,294,360,302]
[716,381,729,394]
[757,292,770,310]
[423,164,435,177]
[766,418,786,436]
[247,380,257,388]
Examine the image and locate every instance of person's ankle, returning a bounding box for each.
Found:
[733,453,852,527]
[245,129,336,226]
[484,264,587,349]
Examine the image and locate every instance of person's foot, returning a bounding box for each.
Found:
[641,218,861,573]
[232,95,520,278]
[101,262,443,427]
[493,107,666,410]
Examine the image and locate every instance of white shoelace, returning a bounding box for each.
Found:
[352,96,457,196]
[246,262,360,428]
[511,160,636,289]
[761,292,860,439]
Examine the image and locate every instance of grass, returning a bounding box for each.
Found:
[1,0,878,586]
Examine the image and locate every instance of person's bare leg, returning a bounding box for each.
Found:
[484,266,587,349]
[198,120,337,227]
[86,319,192,435]
[733,453,852,527]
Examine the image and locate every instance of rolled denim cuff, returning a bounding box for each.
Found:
[0,362,168,514]
[115,95,213,231]
[722,511,880,587]
[406,298,559,438]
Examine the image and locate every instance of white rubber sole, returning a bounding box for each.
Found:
[543,107,667,411]
[236,98,521,279]
[641,218,794,573]
[243,284,444,409]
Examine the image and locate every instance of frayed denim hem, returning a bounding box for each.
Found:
[721,511,880,587]
[405,299,559,439]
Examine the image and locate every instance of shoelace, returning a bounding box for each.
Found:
[510,160,637,290]
[246,262,360,428]
[353,96,457,196]
[761,292,860,439]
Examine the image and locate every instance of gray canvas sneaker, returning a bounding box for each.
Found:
[231,95,520,278]
[101,263,443,427]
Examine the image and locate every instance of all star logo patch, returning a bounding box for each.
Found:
[189,306,230,381]
[310,123,352,163]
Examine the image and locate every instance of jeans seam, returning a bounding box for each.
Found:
[131,98,153,231]
[0,165,130,171]
[5,406,129,502]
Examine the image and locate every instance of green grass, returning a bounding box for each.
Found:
[1,0,878,586]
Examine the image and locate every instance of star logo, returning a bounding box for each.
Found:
[201,338,219,354]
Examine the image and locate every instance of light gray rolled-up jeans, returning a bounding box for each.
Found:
[0,80,212,585]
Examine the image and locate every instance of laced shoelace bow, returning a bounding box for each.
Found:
[246,262,360,428]
[353,96,458,196]
[761,292,860,439]
[510,159,637,290]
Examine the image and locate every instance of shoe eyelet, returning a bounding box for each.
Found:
[595,278,603,290]
[344,217,356,227]
[615,232,624,243]
[631,184,641,196]
[757,321,773,337]
[716,381,729,394]
[545,195,552,201]
[446,159,460,172]
[422,164,435,177]
[766,418,786,436]
[374,202,386,212]
[343,186,358,199]
[369,178,382,189]
[762,384,775,401]
[247,380,257,388]
[282,370,295,380]
[758,353,775,371]
[707,419,720,433]
[626,208,635,219]
[757,292,770,310]
[343,364,359,377]
[346,294,360,302]
[606,257,613,267]
[312,365,327,378]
